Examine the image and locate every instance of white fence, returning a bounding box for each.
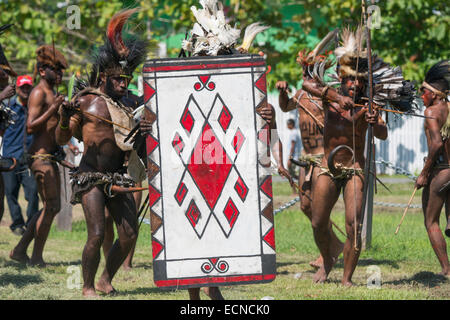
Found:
[268,93,427,175]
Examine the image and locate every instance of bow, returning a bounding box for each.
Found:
[356,0,375,251]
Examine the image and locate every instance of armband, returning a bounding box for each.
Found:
[321,86,330,99]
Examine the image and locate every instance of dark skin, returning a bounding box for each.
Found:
[303,76,387,286]
[0,67,15,223]
[56,73,152,297]
[415,87,449,276]
[276,78,344,269]
[10,65,65,267]
[188,101,292,300]
[102,182,142,270]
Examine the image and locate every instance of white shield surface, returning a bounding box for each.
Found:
[143,55,275,289]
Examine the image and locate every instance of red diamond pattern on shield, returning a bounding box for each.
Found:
[234,176,248,202]
[223,198,239,229]
[186,200,201,228]
[152,238,163,259]
[232,128,245,154]
[144,81,156,103]
[175,182,188,206]
[146,135,159,156]
[263,227,275,250]
[260,176,273,198]
[218,104,232,132]
[172,133,184,155]
[187,123,233,210]
[147,184,161,208]
[255,73,267,94]
[180,105,195,134]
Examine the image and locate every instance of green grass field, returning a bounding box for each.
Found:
[0,178,448,300]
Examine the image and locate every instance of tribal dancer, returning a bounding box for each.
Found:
[55,9,152,296]
[10,44,68,266]
[416,60,450,276]
[302,27,407,286]
[276,30,344,269]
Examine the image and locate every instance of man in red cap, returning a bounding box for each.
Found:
[1,75,39,236]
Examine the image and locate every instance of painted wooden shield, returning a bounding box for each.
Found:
[143,54,275,289]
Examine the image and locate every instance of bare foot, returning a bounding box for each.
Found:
[342,280,354,287]
[29,258,46,268]
[9,250,30,264]
[309,256,323,269]
[122,264,132,271]
[96,278,117,295]
[313,267,328,283]
[82,288,99,297]
[438,270,449,277]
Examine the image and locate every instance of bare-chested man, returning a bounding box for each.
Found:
[415,60,450,276]
[56,10,151,297]
[302,29,389,286]
[10,45,68,267]
[275,42,344,269]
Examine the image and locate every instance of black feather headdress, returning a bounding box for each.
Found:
[90,9,150,87]
[0,24,17,77]
[422,60,450,98]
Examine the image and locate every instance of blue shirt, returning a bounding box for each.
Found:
[1,96,33,160]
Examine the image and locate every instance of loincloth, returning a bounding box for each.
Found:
[319,165,363,181]
[70,170,135,205]
[298,153,324,182]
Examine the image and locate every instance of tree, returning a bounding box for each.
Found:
[1,1,448,91]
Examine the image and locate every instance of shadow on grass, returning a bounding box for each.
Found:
[43,260,82,267]
[276,260,309,269]
[0,273,43,288]
[384,271,448,288]
[1,257,82,270]
[129,262,153,270]
[119,286,176,296]
[334,258,400,269]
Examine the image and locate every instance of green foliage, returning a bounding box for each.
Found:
[0,0,448,92]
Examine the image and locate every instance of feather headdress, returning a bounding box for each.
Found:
[0,24,17,77]
[297,29,338,83]
[371,57,418,112]
[90,9,150,86]
[182,0,269,56]
[422,60,450,99]
[334,27,368,79]
[297,28,338,69]
[326,27,417,112]
[422,60,450,138]
[35,45,68,70]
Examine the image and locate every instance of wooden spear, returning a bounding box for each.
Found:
[395,187,418,235]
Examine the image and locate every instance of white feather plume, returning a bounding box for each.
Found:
[183,0,269,56]
[237,22,269,53]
